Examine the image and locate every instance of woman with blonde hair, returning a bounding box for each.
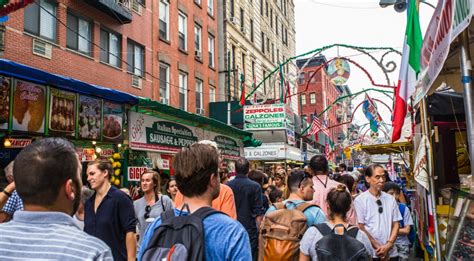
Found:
[134,170,174,245]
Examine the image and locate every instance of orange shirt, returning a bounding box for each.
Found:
[174,184,237,220]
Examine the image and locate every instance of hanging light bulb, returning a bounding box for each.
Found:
[4,138,11,148]
[92,141,97,145]
[95,147,102,154]
[117,144,122,148]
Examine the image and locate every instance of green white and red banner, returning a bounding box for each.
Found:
[392,0,422,142]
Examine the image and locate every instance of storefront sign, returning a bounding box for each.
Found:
[244,144,302,161]
[8,138,32,148]
[129,111,244,154]
[49,88,76,136]
[128,166,148,182]
[416,0,473,104]
[12,80,46,133]
[77,147,95,162]
[214,135,240,160]
[99,147,114,158]
[244,104,286,130]
[0,76,10,130]
[413,136,430,191]
[129,112,198,153]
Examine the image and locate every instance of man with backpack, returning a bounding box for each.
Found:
[260,170,326,260]
[138,143,251,261]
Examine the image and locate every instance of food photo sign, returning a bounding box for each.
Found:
[12,80,46,133]
[78,95,102,140]
[49,88,76,136]
[102,101,123,142]
[0,76,10,130]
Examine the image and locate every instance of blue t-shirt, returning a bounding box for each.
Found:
[138,208,252,261]
[266,200,327,226]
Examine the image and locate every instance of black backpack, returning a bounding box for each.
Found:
[314,223,369,261]
[142,206,221,261]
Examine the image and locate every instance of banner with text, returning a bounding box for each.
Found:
[243,104,287,130]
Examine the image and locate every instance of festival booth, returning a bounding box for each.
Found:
[412,1,474,259]
[125,98,255,198]
[0,59,138,188]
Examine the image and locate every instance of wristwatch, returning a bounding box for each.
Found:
[2,189,12,197]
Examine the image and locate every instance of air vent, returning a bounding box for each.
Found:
[32,39,52,59]
[160,97,169,105]
[132,75,142,89]
[196,108,205,115]
[132,0,142,15]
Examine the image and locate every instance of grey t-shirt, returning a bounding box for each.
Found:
[299,222,374,260]
[134,195,174,244]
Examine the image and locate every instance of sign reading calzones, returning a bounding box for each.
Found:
[244,104,286,130]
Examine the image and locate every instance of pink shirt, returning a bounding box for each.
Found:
[311,175,357,225]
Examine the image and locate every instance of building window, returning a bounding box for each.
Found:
[301,94,306,105]
[275,17,278,35]
[270,9,273,28]
[208,34,215,68]
[179,73,188,111]
[178,12,187,51]
[159,64,169,103]
[127,40,144,76]
[250,19,254,42]
[207,0,214,16]
[100,29,121,68]
[266,37,270,53]
[310,93,316,104]
[266,0,268,16]
[310,71,317,83]
[194,24,202,56]
[260,0,263,15]
[263,69,267,94]
[24,0,56,41]
[195,79,203,112]
[194,0,201,5]
[298,72,305,84]
[159,0,169,40]
[210,86,216,103]
[260,32,265,53]
[66,12,91,55]
[240,8,244,31]
[230,0,235,17]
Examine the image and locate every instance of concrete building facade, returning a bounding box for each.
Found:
[218,0,297,110]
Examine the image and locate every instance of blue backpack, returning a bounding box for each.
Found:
[399,203,416,247]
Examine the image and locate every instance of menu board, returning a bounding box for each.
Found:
[78,95,102,140]
[49,88,76,136]
[0,76,10,130]
[12,80,46,133]
[102,101,123,142]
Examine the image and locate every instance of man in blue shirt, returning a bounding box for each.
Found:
[227,157,265,260]
[139,143,251,261]
[0,161,24,223]
[266,170,326,226]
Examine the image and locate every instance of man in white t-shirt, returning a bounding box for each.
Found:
[354,164,402,260]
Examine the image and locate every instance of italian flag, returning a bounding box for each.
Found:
[392,0,422,142]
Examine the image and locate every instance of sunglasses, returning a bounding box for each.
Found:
[298,173,311,188]
[144,205,151,219]
[376,199,383,214]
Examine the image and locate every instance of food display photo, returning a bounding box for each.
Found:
[102,101,123,142]
[78,95,102,140]
[49,88,76,136]
[0,76,10,130]
[12,80,46,133]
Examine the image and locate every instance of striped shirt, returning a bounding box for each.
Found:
[0,211,113,260]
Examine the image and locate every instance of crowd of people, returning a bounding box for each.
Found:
[0,137,415,261]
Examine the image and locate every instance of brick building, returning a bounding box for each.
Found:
[154,0,218,116]
[1,0,153,98]
[296,56,343,148]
